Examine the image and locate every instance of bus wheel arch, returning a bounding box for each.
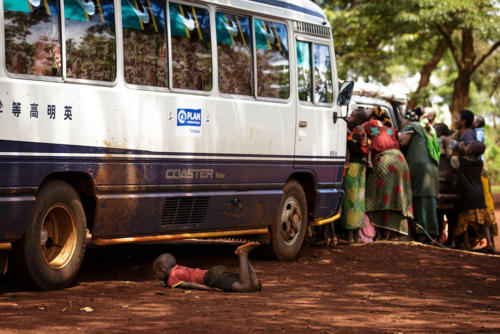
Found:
[271,180,309,261]
[11,179,88,290]
[287,172,317,221]
[38,172,97,234]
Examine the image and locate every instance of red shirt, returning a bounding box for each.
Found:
[167,265,208,288]
[363,119,399,155]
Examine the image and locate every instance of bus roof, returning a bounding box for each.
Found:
[204,0,330,26]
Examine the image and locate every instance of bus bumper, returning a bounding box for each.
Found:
[309,211,341,227]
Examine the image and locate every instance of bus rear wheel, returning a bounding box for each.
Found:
[11,180,87,290]
[271,180,308,260]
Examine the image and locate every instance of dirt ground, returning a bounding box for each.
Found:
[1,197,500,333]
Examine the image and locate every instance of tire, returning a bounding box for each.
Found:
[271,180,308,260]
[11,180,87,290]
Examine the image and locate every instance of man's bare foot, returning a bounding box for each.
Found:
[235,241,260,255]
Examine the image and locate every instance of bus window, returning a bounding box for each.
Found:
[3,0,61,76]
[122,0,167,87]
[216,12,253,96]
[169,2,212,91]
[64,0,116,82]
[254,19,289,99]
[296,41,312,102]
[313,44,333,103]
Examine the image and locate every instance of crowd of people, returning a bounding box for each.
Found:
[153,106,498,293]
[341,105,498,253]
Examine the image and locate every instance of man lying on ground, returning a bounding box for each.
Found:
[152,242,261,292]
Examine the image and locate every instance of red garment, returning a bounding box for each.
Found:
[363,119,399,155]
[167,265,208,288]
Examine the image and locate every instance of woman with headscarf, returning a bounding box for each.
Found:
[363,107,413,239]
[399,108,440,243]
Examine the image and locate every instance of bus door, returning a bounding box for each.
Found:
[294,39,341,165]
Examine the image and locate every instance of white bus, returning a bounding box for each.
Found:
[0,0,352,289]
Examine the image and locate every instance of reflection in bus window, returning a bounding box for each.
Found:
[296,41,312,102]
[216,12,253,95]
[122,0,167,87]
[170,3,212,91]
[254,20,289,99]
[3,0,61,76]
[313,44,333,103]
[64,0,116,81]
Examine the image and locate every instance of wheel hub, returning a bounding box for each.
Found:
[280,198,302,246]
[40,204,77,269]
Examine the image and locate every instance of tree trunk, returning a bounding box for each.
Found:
[407,40,447,110]
[450,28,475,116]
[451,70,471,113]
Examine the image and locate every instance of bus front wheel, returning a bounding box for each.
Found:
[11,180,87,290]
[271,181,308,260]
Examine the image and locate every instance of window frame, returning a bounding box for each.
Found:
[295,34,334,107]
[121,0,170,92]
[2,0,65,83]
[252,15,292,104]
[215,9,255,100]
[62,0,118,86]
[167,0,213,96]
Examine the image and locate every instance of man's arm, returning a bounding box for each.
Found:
[176,282,214,291]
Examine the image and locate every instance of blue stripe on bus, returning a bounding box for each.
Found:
[0,139,344,161]
[248,0,327,19]
[0,157,343,187]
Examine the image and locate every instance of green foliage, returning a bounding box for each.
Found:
[485,127,500,184]
[320,0,499,111]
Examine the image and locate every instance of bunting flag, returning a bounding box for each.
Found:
[121,0,165,32]
[255,19,273,50]
[64,0,114,24]
[4,0,57,16]
[216,13,249,47]
[255,19,287,52]
[296,41,309,66]
[169,3,209,40]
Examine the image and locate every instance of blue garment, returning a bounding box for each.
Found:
[475,128,485,143]
[458,128,477,145]
[475,128,485,160]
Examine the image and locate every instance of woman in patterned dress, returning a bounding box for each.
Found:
[341,108,370,243]
[363,107,413,239]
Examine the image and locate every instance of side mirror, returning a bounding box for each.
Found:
[333,81,354,124]
[337,81,354,107]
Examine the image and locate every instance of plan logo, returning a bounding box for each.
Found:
[177,108,201,127]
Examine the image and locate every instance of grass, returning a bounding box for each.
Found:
[492,185,500,194]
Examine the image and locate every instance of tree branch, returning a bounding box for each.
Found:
[436,24,463,70]
[472,40,500,73]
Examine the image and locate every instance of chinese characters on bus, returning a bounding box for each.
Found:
[0,100,73,121]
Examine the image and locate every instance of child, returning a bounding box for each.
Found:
[342,108,370,243]
[152,242,261,292]
[473,115,485,144]
[450,141,496,252]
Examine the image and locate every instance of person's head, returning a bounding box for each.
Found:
[453,109,474,130]
[152,253,177,281]
[348,108,368,126]
[402,107,423,122]
[433,122,450,137]
[473,115,485,129]
[465,141,485,159]
[371,106,392,127]
[422,107,436,123]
